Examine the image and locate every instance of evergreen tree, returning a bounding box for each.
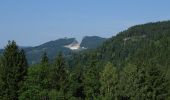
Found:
[19,64,49,100]
[68,64,85,99]
[19,53,49,100]
[48,53,69,99]
[99,62,118,100]
[41,52,49,64]
[18,49,28,87]
[83,61,100,99]
[0,41,28,100]
[145,62,169,99]
[118,64,141,100]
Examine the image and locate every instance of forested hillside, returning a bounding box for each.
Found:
[0,36,106,65]
[0,21,170,100]
[70,21,170,69]
[80,36,106,49]
[24,38,76,64]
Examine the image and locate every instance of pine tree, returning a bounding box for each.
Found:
[0,41,28,100]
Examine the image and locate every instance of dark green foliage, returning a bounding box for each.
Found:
[80,36,106,49]
[48,53,68,91]
[41,52,49,64]
[46,53,69,99]
[0,37,106,65]
[0,49,3,56]
[83,61,101,99]
[69,21,170,100]
[0,41,28,100]
[19,64,49,100]
[1,21,170,99]
[99,62,118,100]
[25,38,76,64]
[68,64,85,99]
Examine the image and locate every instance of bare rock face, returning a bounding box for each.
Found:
[64,40,80,50]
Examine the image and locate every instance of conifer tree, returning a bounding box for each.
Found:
[19,53,49,100]
[41,52,49,64]
[48,53,68,99]
[68,64,85,99]
[0,41,28,100]
[100,62,118,100]
[119,64,146,99]
[83,61,100,99]
[18,49,28,86]
[145,63,169,99]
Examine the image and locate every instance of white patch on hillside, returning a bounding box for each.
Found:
[64,41,80,50]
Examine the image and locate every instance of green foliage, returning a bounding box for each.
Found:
[19,64,49,100]
[99,62,118,100]
[0,41,28,100]
[119,64,145,99]
[119,63,169,100]
[25,38,76,64]
[19,52,50,100]
[68,64,85,99]
[80,36,106,49]
[69,21,170,100]
[48,53,69,91]
[41,52,49,64]
[83,61,101,99]
[1,21,170,99]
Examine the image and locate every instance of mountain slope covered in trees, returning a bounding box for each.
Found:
[24,38,76,64]
[68,21,170,99]
[0,21,170,100]
[71,21,170,68]
[80,36,106,49]
[0,36,106,64]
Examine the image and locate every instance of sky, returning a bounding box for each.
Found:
[0,0,170,48]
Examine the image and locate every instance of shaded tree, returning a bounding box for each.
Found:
[0,41,28,100]
[83,61,100,99]
[48,53,69,99]
[41,52,49,64]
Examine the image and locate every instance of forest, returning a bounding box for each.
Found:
[0,21,170,100]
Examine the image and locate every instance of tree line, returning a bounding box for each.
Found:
[0,40,169,100]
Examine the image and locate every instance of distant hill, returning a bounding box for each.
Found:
[80,36,106,49]
[71,21,170,69]
[0,36,106,64]
[24,38,77,64]
[98,21,170,68]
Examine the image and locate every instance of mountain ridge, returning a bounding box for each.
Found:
[0,36,106,64]
[70,20,170,69]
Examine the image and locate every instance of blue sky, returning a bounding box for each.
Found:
[0,0,170,48]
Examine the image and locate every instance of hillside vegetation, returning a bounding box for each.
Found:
[0,21,170,100]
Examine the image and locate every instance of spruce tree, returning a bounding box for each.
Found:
[18,49,28,87]
[83,61,100,99]
[68,64,85,99]
[48,53,68,99]
[0,41,28,100]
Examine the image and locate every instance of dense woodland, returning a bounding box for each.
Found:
[0,21,170,100]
